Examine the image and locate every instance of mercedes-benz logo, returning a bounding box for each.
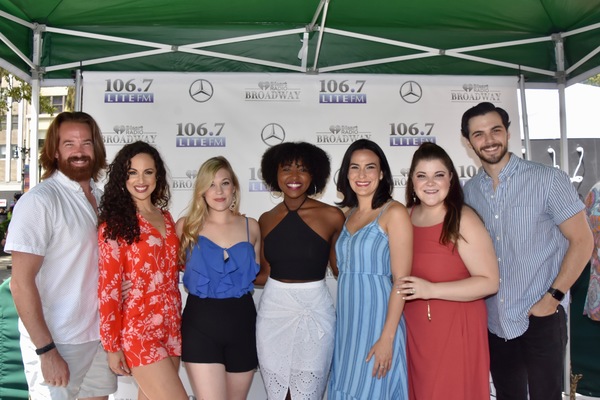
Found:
[189,79,214,103]
[333,168,341,186]
[261,123,286,147]
[399,81,422,104]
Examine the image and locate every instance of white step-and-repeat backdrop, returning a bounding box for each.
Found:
[82,72,521,399]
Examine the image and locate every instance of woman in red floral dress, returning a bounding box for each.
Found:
[97,141,187,400]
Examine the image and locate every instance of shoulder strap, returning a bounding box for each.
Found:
[376,200,394,221]
[346,207,357,218]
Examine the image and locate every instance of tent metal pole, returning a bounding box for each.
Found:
[567,42,600,75]
[74,69,82,112]
[322,27,555,76]
[553,35,569,173]
[0,59,31,82]
[0,10,34,28]
[6,94,15,182]
[519,74,531,160]
[299,32,309,71]
[0,32,35,70]
[29,26,42,189]
[312,0,331,72]
[308,0,326,31]
[553,33,571,397]
[46,26,170,50]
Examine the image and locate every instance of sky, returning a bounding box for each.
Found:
[521,83,600,140]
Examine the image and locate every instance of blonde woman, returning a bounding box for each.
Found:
[176,156,261,400]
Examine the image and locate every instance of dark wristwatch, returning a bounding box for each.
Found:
[547,287,565,302]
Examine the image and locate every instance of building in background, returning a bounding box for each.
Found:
[0,83,69,208]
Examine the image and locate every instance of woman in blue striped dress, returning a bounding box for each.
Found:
[328,139,412,400]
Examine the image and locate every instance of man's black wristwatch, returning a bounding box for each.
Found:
[547,287,565,302]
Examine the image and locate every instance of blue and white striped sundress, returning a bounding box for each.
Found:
[328,204,408,400]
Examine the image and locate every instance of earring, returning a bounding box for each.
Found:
[412,192,417,203]
[229,193,237,211]
[312,183,317,195]
[270,191,282,200]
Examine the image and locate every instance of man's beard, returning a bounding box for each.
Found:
[475,143,508,165]
[58,155,94,182]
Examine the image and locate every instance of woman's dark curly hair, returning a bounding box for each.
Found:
[336,139,393,209]
[98,141,171,244]
[260,141,331,196]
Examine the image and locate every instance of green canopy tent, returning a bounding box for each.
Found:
[2,0,600,81]
[2,0,600,186]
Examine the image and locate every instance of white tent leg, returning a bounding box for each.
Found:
[553,33,571,398]
[553,34,569,173]
[29,27,42,189]
[74,69,83,111]
[519,74,531,160]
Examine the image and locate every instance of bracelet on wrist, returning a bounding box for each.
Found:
[35,341,56,355]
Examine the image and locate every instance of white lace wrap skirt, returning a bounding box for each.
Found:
[256,277,336,400]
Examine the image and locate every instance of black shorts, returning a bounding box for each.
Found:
[181,292,258,372]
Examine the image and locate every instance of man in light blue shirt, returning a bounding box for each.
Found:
[460,102,593,400]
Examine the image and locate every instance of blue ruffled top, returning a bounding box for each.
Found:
[183,236,260,299]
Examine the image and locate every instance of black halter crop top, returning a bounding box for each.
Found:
[264,198,330,281]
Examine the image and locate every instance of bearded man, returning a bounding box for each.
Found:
[5,112,117,400]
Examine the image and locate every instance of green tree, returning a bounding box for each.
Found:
[583,73,600,87]
[65,86,75,111]
[0,68,54,113]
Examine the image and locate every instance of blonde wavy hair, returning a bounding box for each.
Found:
[178,156,241,264]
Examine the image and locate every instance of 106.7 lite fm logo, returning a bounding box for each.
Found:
[104,78,155,103]
[175,122,226,147]
[389,122,436,147]
[319,79,367,104]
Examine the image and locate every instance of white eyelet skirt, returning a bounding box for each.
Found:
[256,277,336,400]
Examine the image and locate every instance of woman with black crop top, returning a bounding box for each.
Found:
[177,156,261,400]
[255,142,345,400]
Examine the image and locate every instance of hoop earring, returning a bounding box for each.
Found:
[270,191,282,200]
[313,183,317,195]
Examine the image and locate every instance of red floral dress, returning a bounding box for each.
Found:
[98,211,182,367]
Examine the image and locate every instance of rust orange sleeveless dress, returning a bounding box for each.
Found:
[404,222,489,400]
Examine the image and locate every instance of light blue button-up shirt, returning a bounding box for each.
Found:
[464,153,584,340]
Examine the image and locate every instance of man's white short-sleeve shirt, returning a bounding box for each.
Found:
[6,171,102,344]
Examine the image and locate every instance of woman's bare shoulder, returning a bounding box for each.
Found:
[313,200,345,223]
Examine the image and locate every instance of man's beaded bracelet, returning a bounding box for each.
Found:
[35,341,56,355]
